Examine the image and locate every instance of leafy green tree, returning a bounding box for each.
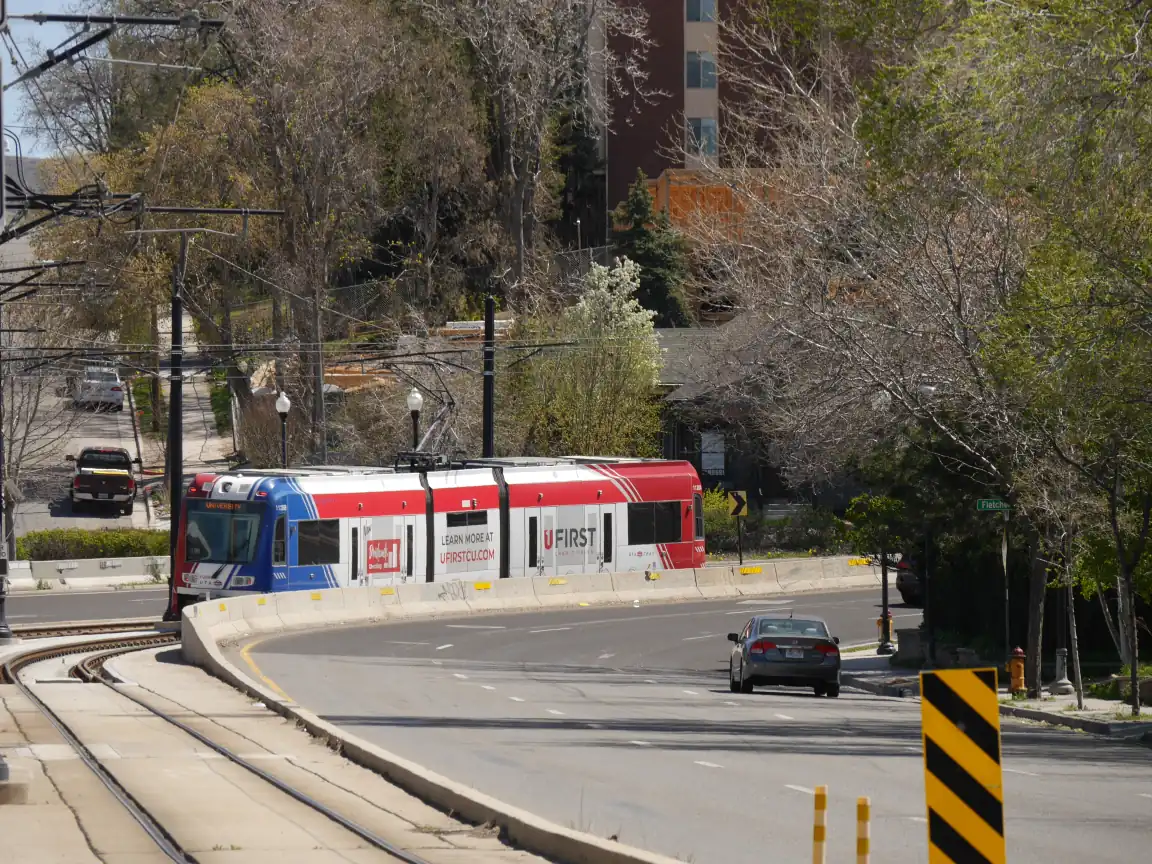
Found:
[502,258,662,456]
[611,170,690,326]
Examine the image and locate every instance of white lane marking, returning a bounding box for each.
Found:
[1004,768,1039,777]
[682,634,714,642]
[694,760,723,769]
[435,644,454,651]
[529,627,572,634]
[385,641,429,646]
[446,624,507,630]
[481,685,496,691]
[546,709,565,716]
[586,723,603,729]
[728,607,792,615]
[630,740,651,747]
[644,679,657,684]
[453,673,469,680]
[509,697,525,703]
[4,614,36,619]
[431,660,442,665]
[1140,793,1152,799]
[774,713,794,721]
[598,653,616,659]
[725,701,739,706]
[682,689,700,696]
[904,746,921,752]
[738,599,794,605]
[907,816,928,824]
[785,785,814,795]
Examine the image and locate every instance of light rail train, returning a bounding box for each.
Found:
[173,457,706,604]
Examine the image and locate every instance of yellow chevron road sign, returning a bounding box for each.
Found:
[919,668,1005,864]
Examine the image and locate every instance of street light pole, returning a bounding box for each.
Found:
[0,289,12,643]
[407,387,423,450]
[163,232,189,623]
[275,392,291,469]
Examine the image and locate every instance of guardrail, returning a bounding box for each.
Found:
[6,556,169,590]
[179,557,884,864]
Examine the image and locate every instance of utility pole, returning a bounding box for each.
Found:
[482,295,495,458]
[0,287,12,644]
[313,290,327,463]
[163,233,188,621]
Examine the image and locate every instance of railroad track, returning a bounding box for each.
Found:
[3,634,433,864]
[11,618,171,640]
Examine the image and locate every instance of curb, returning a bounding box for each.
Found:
[998,704,1152,741]
[841,673,920,699]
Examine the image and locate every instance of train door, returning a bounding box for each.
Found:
[362,516,402,586]
[598,504,617,572]
[523,506,556,577]
[349,518,372,587]
[398,514,419,583]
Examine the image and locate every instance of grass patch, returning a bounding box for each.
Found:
[209,382,233,435]
[132,377,167,438]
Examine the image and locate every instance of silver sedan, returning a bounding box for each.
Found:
[728,614,841,697]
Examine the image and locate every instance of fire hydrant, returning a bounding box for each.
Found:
[1008,647,1026,695]
[876,611,894,644]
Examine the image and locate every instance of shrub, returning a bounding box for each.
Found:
[17,528,170,561]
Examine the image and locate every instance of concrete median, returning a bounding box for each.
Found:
[7,555,169,591]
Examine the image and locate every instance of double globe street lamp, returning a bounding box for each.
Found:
[275,391,291,469]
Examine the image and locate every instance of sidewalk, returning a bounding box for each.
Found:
[841,654,1152,743]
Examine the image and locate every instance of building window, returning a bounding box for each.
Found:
[687,117,718,158]
[686,51,716,89]
[687,0,715,23]
[700,430,726,477]
[298,519,340,565]
[627,502,684,545]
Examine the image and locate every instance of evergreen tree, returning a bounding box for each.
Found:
[611,169,690,326]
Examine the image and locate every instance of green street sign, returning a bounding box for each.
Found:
[977,499,1012,512]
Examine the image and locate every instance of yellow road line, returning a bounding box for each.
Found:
[239,636,291,700]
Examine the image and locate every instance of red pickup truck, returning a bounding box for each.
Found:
[67,447,142,516]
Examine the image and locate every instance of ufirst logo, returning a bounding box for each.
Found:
[544,526,597,550]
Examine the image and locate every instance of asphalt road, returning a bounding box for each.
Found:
[12,393,151,536]
[242,590,1152,864]
[5,587,169,624]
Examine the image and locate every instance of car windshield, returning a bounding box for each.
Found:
[78,451,131,470]
[86,370,118,382]
[185,504,264,564]
[757,618,830,639]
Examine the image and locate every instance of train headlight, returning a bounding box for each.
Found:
[232,576,255,588]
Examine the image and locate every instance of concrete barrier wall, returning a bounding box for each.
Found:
[7,555,169,590]
[179,554,884,864]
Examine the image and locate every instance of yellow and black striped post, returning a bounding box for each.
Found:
[856,797,870,864]
[812,785,827,864]
[920,668,1006,864]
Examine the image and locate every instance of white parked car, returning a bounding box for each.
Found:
[71,366,125,411]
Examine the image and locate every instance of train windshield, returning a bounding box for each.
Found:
[184,500,266,565]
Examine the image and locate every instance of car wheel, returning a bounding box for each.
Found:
[898,590,914,605]
[826,684,840,698]
[739,667,754,694]
[123,502,134,516]
[729,667,740,693]
[814,681,827,697]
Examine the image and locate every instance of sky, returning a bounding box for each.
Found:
[4,0,86,159]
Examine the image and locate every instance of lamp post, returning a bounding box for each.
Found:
[275,391,291,468]
[407,387,423,450]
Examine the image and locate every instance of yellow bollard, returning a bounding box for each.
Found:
[812,785,827,864]
[856,797,870,864]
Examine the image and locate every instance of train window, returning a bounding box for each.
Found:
[351,527,359,578]
[298,519,340,565]
[627,502,683,545]
[627,503,654,545]
[693,494,704,540]
[446,510,488,528]
[603,513,613,562]
[405,525,414,576]
[272,515,286,565]
[528,516,538,568]
[654,501,682,543]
